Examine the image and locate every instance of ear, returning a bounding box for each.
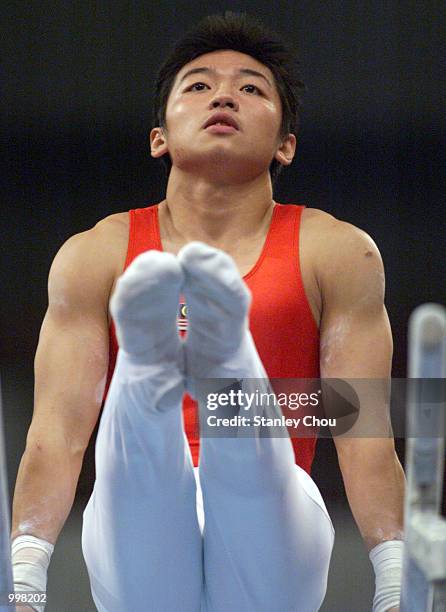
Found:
[150,127,168,158]
[274,133,297,167]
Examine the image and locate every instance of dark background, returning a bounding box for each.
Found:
[1,1,444,610]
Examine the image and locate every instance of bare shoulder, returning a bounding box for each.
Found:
[302,207,383,268]
[301,207,386,305]
[53,211,128,270]
[48,211,129,315]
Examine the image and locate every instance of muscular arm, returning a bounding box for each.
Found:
[11,219,119,544]
[317,218,405,553]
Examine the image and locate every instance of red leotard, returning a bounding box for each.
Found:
[103,203,320,474]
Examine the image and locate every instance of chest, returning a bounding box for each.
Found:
[161,233,320,328]
[109,209,322,329]
[162,235,263,278]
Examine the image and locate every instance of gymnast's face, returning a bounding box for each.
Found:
[151,50,296,181]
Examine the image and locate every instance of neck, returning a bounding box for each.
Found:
[160,166,275,246]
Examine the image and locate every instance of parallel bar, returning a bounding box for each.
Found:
[0,377,15,612]
[400,304,446,612]
[431,579,446,610]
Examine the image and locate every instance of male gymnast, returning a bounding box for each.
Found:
[11,12,405,612]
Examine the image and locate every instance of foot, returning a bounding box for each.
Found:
[178,242,266,396]
[110,250,184,368]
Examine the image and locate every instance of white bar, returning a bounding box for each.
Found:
[408,512,446,582]
[409,304,446,380]
[0,377,15,611]
[400,304,446,612]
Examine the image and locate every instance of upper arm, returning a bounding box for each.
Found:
[318,220,393,378]
[29,220,119,455]
[316,219,394,449]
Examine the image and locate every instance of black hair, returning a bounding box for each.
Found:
[152,12,305,184]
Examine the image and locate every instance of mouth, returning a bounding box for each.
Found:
[203,113,240,131]
[205,123,238,134]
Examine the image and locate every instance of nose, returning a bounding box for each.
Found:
[209,94,239,112]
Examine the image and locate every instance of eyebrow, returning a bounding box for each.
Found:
[178,66,273,89]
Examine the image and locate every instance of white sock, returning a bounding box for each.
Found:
[177,241,269,395]
[110,250,184,368]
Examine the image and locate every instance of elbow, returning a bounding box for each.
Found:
[25,426,89,465]
[336,438,401,471]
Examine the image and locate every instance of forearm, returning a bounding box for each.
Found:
[337,439,406,551]
[11,433,83,544]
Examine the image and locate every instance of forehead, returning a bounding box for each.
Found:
[174,49,276,87]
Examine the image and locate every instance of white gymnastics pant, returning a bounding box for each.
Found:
[82,350,335,612]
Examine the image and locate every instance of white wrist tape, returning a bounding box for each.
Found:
[369,540,403,612]
[11,535,54,612]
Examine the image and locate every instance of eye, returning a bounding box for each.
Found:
[186,82,210,92]
[241,84,262,95]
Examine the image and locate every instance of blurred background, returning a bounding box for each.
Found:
[2,1,444,610]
